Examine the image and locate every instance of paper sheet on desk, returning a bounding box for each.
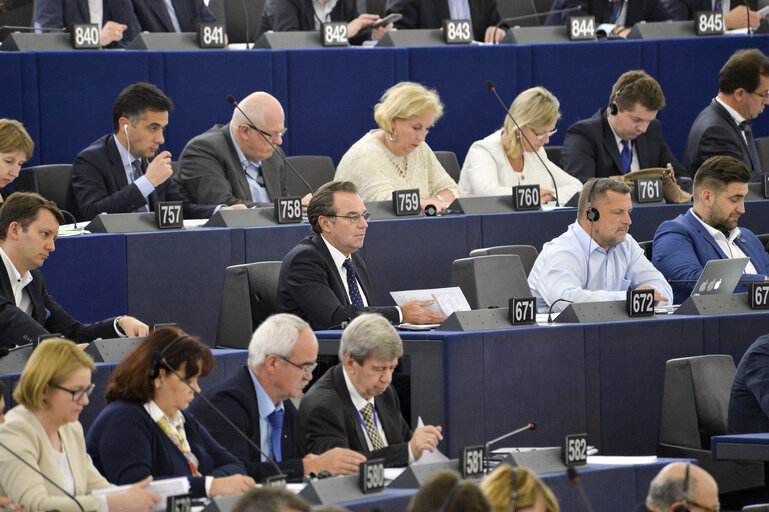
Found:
[93,476,190,500]
[413,417,449,465]
[390,287,470,317]
[587,455,658,465]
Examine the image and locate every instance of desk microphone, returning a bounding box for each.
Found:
[60,209,78,230]
[484,422,536,459]
[225,95,314,197]
[567,467,596,512]
[153,354,286,482]
[0,440,85,512]
[491,5,582,43]
[485,81,560,206]
[0,25,66,31]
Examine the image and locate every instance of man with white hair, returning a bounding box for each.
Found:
[637,461,719,512]
[190,313,365,482]
[298,313,443,466]
[177,91,290,207]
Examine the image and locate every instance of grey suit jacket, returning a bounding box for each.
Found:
[176,124,287,207]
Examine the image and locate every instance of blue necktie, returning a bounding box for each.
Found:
[267,408,283,462]
[343,258,365,308]
[621,140,631,174]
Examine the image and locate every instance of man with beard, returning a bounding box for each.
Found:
[653,155,769,304]
[528,177,671,314]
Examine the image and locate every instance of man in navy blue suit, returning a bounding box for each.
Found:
[653,155,769,304]
[544,0,671,36]
[67,82,242,222]
[190,313,366,482]
[33,0,140,47]
[662,0,762,30]
[131,0,216,33]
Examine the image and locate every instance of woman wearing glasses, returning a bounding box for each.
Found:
[86,327,254,498]
[459,87,582,204]
[0,119,34,202]
[0,338,161,512]
[335,82,462,211]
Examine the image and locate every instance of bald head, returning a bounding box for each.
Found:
[646,462,718,512]
[230,91,285,162]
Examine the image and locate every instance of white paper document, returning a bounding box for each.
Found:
[390,287,471,317]
[413,416,449,465]
[93,476,190,501]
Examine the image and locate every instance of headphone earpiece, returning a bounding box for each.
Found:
[124,123,129,137]
[510,466,518,509]
[585,178,602,223]
[609,102,618,116]
[673,462,691,512]
[148,333,187,380]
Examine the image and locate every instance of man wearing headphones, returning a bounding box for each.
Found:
[528,178,672,313]
[561,70,687,183]
[637,462,719,512]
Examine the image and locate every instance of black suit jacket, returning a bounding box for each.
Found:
[131,0,215,32]
[561,107,687,182]
[663,0,744,20]
[544,0,672,25]
[177,124,287,208]
[385,0,501,42]
[683,99,761,179]
[256,0,370,44]
[276,234,400,330]
[0,188,9,201]
[67,134,216,222]
[32,0,141,46]
[0,262,117,348]
[189,366,304,481]
[298,364,411,467]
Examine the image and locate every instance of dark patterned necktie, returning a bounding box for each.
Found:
[360,403,385,450]
[343,258,364,307]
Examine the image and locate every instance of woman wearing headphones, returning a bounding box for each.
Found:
[86,327,254,498]
[480,465,560,512]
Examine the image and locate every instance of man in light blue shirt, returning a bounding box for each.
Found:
[528,178,672,313]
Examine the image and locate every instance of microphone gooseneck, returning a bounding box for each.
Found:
[492,5,582,44]
[154,355,286,481]
[225,95,314,197]
[485,82,560,206]
[484,421,537,458]
[568,467,596,512]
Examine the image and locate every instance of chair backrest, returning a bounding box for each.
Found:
[0,1,34,42]
[468,245,538,276]
[637,240,654,261]
[364,0,386,16]
[451,254,531,309]
[757,137,769,173]
[285,155,336,196]
[434,151,461,183]
[496,0,540,26]
[14,164,72,210]
[545,145,562,167]
[222,0,266,44]
[658,354,736,450]
[216,261,282,348]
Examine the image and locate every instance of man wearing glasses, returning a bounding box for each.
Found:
[683,48,769,181]
[277,181,445,330]
[191,313,366,481]
[562,70,687,182]
[177,91,293,208]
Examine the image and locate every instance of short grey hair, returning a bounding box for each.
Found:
[577,178,632,221]
[339,314,403,363]
[646,477,689,510]
[248,313,312,368]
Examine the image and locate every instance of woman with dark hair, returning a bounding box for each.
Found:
[86,327,254,498]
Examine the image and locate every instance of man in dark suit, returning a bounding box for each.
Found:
[256,0,392,45]
[131,0,216,33]
[177,92,294,208]
[385,0,504,43]
[33,0,140,46]
[298,314,442,466]
[191,314,366,482]
[729,333,769,434]
[276,181,446,331]
[67,82,239,222]
[562,70,686,183]
[0,192,148,348]
[683,49,769,181]
[544,0,671,34]
[653,156,769,304]
[662,0,762,29]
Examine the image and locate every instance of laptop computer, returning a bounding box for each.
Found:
[691,257,750,296]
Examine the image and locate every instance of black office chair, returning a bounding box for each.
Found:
[545,145,563,167]
[14,164,72,210]
[222,0,265,44]
[285,155,335,196]
[637,240,654,261]
[757,233,769,254]
[468,245,538,276]
[451,254,531,309]
[216,261,282,349]
[0,0,34,43]
[434,150,461,183]
[657,355,764,494]
[756,136,769,172]
[496,0,540,27]
[364,0,386,16]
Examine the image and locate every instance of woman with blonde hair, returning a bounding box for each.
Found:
[459,87,582,204]
[0,338,161,512]
[335,82,462,211]
[480,464,559,512]
[0,119,34,202]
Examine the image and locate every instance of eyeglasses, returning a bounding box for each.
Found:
[532,128,557,140]
[53,383,95,401]
[326,212,371,224]
[684,499,720,512]
[246,124,288,141]
[277,355,318,374]
[750,90,769,100]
